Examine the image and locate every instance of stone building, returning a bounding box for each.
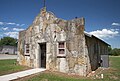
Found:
[18,7,110,76]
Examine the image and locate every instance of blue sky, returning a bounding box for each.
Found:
[0,0,120,48]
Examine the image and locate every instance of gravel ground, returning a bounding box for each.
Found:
[0,54,17,60]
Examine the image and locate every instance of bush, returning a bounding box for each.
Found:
[109,48,120,56]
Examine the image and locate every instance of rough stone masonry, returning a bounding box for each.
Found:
[18,7,109,76]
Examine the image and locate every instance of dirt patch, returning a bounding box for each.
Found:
[45,70,85,79]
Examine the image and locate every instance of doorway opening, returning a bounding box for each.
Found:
[39,43,46,68]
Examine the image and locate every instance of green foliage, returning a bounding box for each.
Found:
[0,37,17,46]
[0,59,29,76]
[109,47,120,56]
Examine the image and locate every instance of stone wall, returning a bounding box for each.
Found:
[18,7,91,76]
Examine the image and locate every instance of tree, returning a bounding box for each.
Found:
[109,48,120,56]
[0,37,17,46]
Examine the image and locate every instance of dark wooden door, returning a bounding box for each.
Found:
[40,43,46,68]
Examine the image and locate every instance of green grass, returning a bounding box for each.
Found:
[110,56,120,70]
[27,73,91,81]
[19,56,120,81]
[18,72,91,81]
[0,59,29,76]
[105,56,120,80]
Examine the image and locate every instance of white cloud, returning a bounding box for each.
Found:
[6,22,16,25]
[112,23,120,26]
[86,29,119,39]
[0,21,25,27]
[6,22,25,26]
[2,27,8,30]
[4,32,18,38]
[20,24,25,26]
[13,28,24,31]
[16,24,20,26]
[0,22,4,25]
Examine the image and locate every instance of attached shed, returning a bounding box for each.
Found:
[85,33,110,69]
